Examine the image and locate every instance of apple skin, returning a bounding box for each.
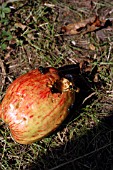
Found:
[0,67,75,144]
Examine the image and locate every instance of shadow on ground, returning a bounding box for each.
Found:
[28,112,113,170]
[27,65,113,170]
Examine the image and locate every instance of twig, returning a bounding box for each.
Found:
[107,42,113,61]
[82,92,96,104]
[0,59,6,92]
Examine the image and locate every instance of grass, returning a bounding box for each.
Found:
[0,0,113,170]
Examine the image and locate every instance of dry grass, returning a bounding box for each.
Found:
[0,0,113,170]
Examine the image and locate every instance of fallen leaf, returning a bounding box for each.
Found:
[96,30,106,41]
[15,23,27,30]
[4,51,11,60]
[93,73,99,83]
[27,33,35,40]
[61,15,112,35]
[89,44,96,51]
[44,2,55,8]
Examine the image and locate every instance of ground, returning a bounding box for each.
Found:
[0,0,113,170]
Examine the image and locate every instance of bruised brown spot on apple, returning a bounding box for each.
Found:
[15,102,20,109]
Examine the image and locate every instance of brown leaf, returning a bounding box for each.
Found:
[4,51,11,60]
[93,73,99,83]
[15,23,27,30]
[89,43,96,51]
[61,15,112,35]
